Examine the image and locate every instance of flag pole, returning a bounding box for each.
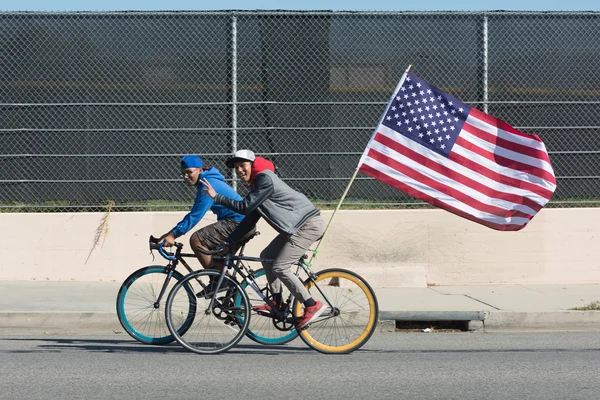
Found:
[308,168,359,263]
[309,64,413,264]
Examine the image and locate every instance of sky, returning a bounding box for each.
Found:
[1,0,599,12]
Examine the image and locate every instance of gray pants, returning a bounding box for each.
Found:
[260,214,326,303]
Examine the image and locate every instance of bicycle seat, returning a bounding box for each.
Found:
[238,231,260,245]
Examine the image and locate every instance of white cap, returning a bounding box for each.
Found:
[226,149,256,168]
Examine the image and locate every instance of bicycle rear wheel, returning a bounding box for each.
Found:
[237,268,298,345]
[165,270,250,354]
[293,268,379,354]
[116,266,196,345]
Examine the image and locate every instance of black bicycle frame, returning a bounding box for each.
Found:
[154,240,335,322]
[208,250,334,323]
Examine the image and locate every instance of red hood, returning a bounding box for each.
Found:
[249,157,275,187]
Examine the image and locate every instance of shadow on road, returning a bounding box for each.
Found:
[1,336,313,355]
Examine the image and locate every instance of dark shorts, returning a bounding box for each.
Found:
[194,220,256,252]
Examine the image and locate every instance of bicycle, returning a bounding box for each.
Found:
[116,233,296,345]
[164,244,379,354]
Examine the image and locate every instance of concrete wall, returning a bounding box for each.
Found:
[1,209,598,287]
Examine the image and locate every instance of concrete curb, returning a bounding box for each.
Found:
[379,310,600,333]
[380,311,486,321]
[0,312,123,334]
[2,310,600,335]
[483,311,600,332]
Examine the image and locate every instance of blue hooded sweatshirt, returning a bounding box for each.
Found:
[172,168,244,238]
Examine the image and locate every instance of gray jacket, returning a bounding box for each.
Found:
[214,170,320,244]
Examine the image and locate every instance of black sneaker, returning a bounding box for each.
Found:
[196,278,234,298]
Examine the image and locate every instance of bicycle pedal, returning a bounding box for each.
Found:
[223,316,239,327]
[254,310,274,317]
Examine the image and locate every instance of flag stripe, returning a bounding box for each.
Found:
[371,132,541,215]
[456,135,557,185]
[469,107,543,143]
[448,149,555,202]
[359,161,529,231]
[463,119,553,167]
[377,125,552,206]
[462,122,555,180]
[366,146,535,220]
[467,112,551,158]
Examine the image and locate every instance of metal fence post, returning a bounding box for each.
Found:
[231,14,238,190]
[483,13,489,114]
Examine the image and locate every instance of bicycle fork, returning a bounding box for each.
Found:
[205,254,239,313]
[299,261,339,319]
[153,262,177,309]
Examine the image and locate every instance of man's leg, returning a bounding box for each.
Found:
[192,220,248,298]
[259,233,289,295]
[190,233,213,269]
[190,220,240,270]
[288,215,326,328]
[262,215,325,303]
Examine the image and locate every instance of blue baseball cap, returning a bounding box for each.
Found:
[180,155,203,169]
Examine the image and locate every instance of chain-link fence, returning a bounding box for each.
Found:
[1,11,599,212]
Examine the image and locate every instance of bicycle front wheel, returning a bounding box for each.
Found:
[237,268,298,345]
[293,268,379,354]
[165,270,250,354]
[116,266,196,345]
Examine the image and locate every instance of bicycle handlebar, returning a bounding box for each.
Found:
[149,235,179,261]
[149,235,161,250]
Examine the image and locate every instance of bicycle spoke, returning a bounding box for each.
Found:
[117,267,193,345]
[166,271,249,354]
[239,268,298,345]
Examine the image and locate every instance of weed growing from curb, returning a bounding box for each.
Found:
[569,301,600,311]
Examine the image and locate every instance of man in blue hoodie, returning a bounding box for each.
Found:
[158,155,250,273]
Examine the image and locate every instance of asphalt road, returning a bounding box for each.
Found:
[1,332,599,399]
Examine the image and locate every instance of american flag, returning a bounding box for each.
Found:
[358,71,556,231]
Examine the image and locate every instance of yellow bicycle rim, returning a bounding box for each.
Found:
[295,270,377,354]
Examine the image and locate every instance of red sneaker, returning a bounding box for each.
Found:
[252,302,284,313]
[297,301,325,329]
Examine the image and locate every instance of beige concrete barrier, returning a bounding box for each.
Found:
[1,208,598,286]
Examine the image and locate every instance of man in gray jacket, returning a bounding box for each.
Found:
[201,149,326,329]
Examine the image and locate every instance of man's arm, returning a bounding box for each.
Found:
[171,192,213,238]
[213,174,273,215]
[225,211,261,246]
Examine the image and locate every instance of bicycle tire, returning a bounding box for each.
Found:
[165,270,250,354]
[293,268,379,354]
[236,268,298,345]
[116,266,196,345]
